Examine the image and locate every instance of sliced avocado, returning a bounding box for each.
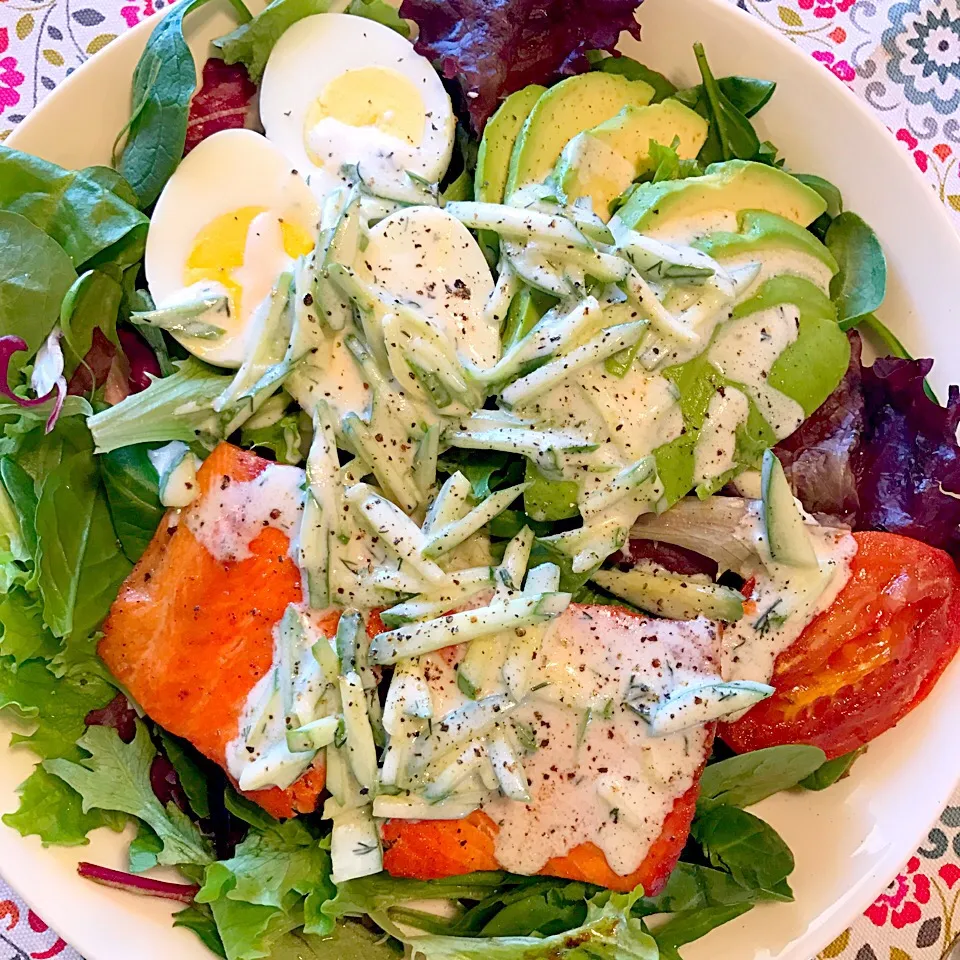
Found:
[505,72,655,199]
[761,449,818,567]
[692,209,839,273]
[613,160,827,235]
[476,85,547,205]
[556,99,708,219]
[591,567,745,621]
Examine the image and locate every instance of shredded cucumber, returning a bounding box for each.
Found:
[486,726,530,801]
[579,457,658,520]
[645,680,775,736]
[421,739,490,801]
[409,695,517,775]
[591,568,745,622]
[369,592,571,665]
[286,715,341,753]
[422,471,474,536]
[423,482,529,559]
[372,793,479,820]
[496,526,535,594]
[523,562,561,594]
[132,288,228,340]
[504,242,574,297]
[300,402,340,608]
[382,659,434,734]
[330,805,382,884]
[485,258,520,330]
[380,567,494,627]
[341,417,421,514]
[445,201,592,250]
[345,483,446,585]
[340,671,379,790]
[500,321,647,409]
[542,518,627,574]
[213,272,293,412]
[147,441,199,508]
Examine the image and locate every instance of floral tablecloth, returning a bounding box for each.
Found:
[0,0,959,957]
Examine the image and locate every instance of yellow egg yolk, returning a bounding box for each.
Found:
[184,206,313,319]
[304,66,426,158]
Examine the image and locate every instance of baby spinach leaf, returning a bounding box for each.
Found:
[826,212,887,328]
[0,147,148,268]
[691,806,795,893]
[45,721,214,866]
[800,748,864,791]
[794,174,843,218]
[653,904,753,960]
[639,862,792,916]
[590,52,677,103]
[99,443,165,562]
[674,75,776,120]
[691,43,760,164]
[158,729,212,819]
[0,211,77,367]
[119,0,251,209]
[60,269,123,374]
[698,744,826,811]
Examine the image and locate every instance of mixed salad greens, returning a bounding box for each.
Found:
[2,0,960,959]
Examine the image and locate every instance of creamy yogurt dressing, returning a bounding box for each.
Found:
[226,606,334,789]
[708,302,806,439]
[722,503,858,684]
[185,461,306,562]
[693,387,749,486]
[286,326,373,420]
[420,608,721,877]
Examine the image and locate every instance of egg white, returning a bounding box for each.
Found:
[360,205,499,370]
[145,129,320,368]
[258,13,456,204]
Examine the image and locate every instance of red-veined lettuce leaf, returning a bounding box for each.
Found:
[185,58,258,155]
[398,0,644,132]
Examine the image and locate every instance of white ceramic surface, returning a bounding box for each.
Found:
[4,1,960,958]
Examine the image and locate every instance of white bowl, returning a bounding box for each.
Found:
[4,1,960,958]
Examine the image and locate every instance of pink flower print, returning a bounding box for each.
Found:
[121,0,156,28]
[940,863,960,889]
[798,0,853,17]
[26,911,68,958]
[895,129,932,171]
[812,49,856,82]
[865,856,932,928]
[0,31,25,116]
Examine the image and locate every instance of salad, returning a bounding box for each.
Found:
[1,0,960,958]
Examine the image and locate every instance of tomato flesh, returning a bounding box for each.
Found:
[722,531,960,759]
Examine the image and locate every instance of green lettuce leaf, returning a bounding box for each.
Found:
[44,721,213,867]
[197,818,335,925]
[214,0,408,83]
[88,357,233,453]
[2,765,124,846]
[241,413,304,465]
[0,587,58,664]
[210,898,301,960]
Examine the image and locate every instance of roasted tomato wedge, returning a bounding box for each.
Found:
[722,531,960,759]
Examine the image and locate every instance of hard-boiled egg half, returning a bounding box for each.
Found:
[259,13,456,203]
[145,128,320,367]
[360,206,499,370]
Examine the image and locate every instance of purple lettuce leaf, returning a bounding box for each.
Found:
[777,330,960,555]
[855,354,960,553]
[775,331,864,525]
[399,0,643,132]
